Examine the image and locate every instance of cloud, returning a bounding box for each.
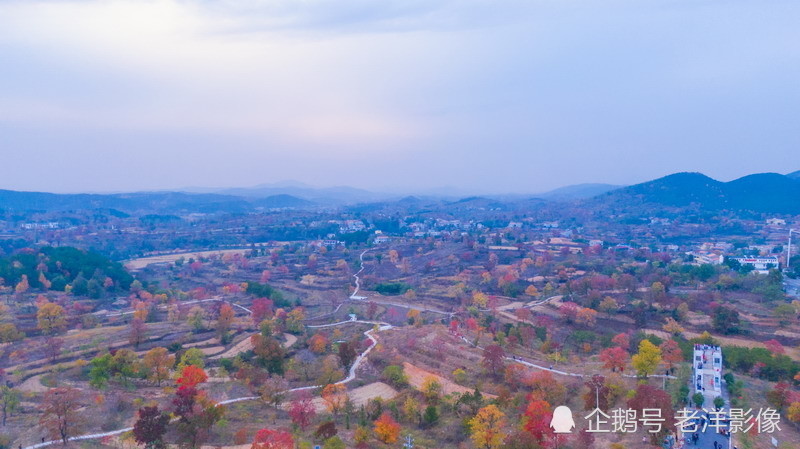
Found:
[0,0,453,150]
[0,1,799,192]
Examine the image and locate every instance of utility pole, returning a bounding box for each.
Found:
[788,229,796,270]
[595,383,600,410]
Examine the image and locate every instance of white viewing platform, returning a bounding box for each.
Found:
[693,344,723,396]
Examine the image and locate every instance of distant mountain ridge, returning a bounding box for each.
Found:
[208,181,393,204]
[2,170,798,215]
[594,172,800,214]
[0,189,313,214]
[535,183,621,200]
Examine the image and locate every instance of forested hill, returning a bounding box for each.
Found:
[0,189,313,213]
[0,246,132,297]
[590,172,800,214]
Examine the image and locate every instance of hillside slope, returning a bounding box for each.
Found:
[592,172,800,214]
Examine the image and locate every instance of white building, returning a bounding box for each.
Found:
[688,252,724,265]
[732,256,779,273]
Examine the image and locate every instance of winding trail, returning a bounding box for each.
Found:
[21,266,389,449]
[22,247,653,448]
[24,320,392,449]
[349,249,370,300]
[346,248,456,318]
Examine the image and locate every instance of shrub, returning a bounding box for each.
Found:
[382,365,408,387]
[374,283,412,296]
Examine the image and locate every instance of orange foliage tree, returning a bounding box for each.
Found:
[321,384,347,418]
[373,412,401,444]
[216,303,235,339]
[177,365,208,388]
[659,339,684,372]
[308,333,329,354]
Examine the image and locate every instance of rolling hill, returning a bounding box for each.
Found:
[593,172,800,214]
[535,183,622,201]
[0,189,313,214]
[251,194,315,209]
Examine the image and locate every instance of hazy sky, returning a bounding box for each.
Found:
[1,0,799,195]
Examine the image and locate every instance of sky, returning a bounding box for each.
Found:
[1,0,799,195]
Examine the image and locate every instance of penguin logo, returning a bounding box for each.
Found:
[550,406,575,433]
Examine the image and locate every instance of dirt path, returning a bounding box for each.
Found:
[198,346,226,356]
[210,333,297,360]
[309,381,398,412]
[17,374,48,393]
[283,333,298,349]
[402,361,496,398]
[183,337,220,348]
[210,336,253,360]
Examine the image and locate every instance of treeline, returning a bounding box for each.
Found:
[0,246,133,294]
[722,346,799,382]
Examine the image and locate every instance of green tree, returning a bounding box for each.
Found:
[0,386,20,426]
[773,303,796,326]
[382,365,408,387]
[251,334,285,375]
[712,306,741,334]
[422,405,439,428]
[71,273,89,296]
[187,307,205,332]
[111,349,139,387]
[178,348,206,370]
[89,353,113,389]
[692,393,705,408]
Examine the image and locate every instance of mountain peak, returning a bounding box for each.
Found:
[599,171,800,213]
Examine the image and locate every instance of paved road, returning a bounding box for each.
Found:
[784,278,800,297]
[349,249,370,300]
[679,409,732,449]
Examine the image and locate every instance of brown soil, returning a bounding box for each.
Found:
[17,374,47,393]
[308,381,399,412]
[403,361,496,398]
